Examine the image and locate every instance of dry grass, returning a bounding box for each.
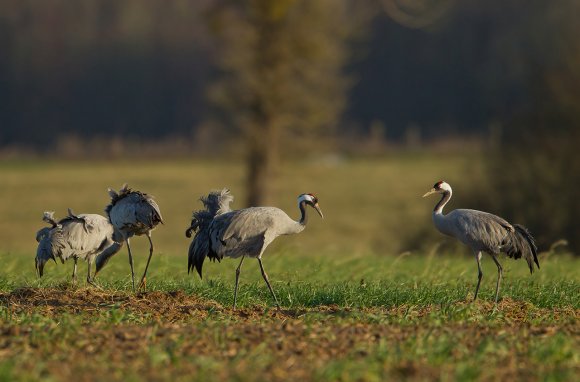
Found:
[0,153,480,257]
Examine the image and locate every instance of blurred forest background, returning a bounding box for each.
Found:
[0,0,578,254]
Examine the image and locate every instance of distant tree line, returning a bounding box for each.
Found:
[3,0,578,148]
[1,0,579,252]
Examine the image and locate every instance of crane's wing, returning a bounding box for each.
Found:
[187,210,213,277]
[107,192,163,231]
[451,209,513,253]
[135,193,164,227]
[58,214,111,253]
[453,209,539,272]
[187,189,236,278]
[35,219,87,265]
[208,208,269,260]
[106,185,163,228]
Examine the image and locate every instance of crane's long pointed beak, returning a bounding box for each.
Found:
[314,203,324,219]
[422,188,437,198]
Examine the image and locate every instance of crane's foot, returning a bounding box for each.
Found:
[137,277,147,292]
[87,278,103,290]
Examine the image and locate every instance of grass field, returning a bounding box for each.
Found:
[0,154,578,381]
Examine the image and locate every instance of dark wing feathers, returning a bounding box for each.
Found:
[187,189,234,278]
[502,224,539,274]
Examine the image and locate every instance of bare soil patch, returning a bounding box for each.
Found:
[0,288,578,381]
[1,287,577,324]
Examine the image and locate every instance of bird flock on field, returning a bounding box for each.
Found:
[35,181,539,308]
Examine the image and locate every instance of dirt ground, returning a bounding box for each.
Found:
[1,287,577,322]
[0,288,578,381]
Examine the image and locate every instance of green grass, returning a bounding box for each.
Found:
[0,155,578,381]
[2,249,578,311]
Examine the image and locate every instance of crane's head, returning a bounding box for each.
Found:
[298,193,324,218]
[422,181,451,197]
[35,235,57,278]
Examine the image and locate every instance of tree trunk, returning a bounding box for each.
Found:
[246,121,278,207]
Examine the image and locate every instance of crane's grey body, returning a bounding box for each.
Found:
[424,181,539,303]
[101,184,163,291]
[35,210,122,285]
[208,207,305,260]
[187,191,323,309]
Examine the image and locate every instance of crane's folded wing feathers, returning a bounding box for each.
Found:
[451,209,539,273]
[208,209,271,260]
[187,189,235,278]
[452,209,513,253]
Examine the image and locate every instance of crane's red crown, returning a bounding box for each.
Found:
[433,181,444,189]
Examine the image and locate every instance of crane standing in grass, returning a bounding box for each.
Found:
[35,210,123,286]
[188,192,324,309]
[423,181,539,303]
[100,184,163,292]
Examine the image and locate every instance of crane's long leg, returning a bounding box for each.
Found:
[71,258,78,285]
[126,238,136,292]
[490,254,503,304]
[86,257,102,290]
[473,251,483,301]
[233,256,245,309]
[258,258,280,309]
[138,233,154,291]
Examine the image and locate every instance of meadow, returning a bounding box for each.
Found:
[0,153,578,381]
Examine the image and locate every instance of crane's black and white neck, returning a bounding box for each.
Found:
[423,181,452,215]
[423,181,455,237]
[297,193,324,227]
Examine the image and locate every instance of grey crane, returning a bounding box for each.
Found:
[35,210,123,286]
[102,184,163,291]
[423,181,539,303]
[188,192,323,309]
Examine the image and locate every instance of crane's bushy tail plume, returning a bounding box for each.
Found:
[502,224,539,273]
[36,211,58,245]
[187,189,233,278]
[42,211,58,227]
[105,184,129,217]
[201,188,233,216]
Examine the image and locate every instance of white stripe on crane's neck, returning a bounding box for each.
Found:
[297,194,315,206]
[297,194,315,226]
[434,189,452,214]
